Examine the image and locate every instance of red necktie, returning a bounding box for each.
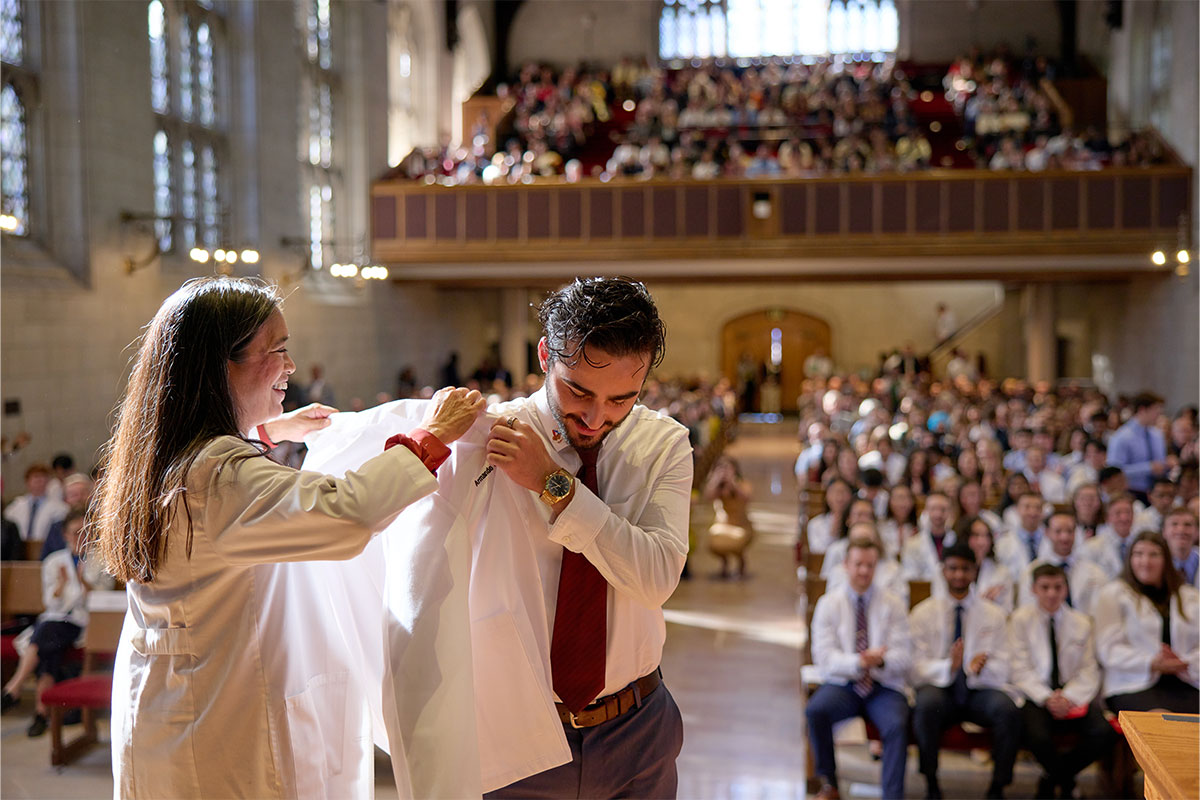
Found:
[550,447,608,714]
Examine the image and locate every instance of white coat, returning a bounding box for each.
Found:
[110,434,438,799]
[1093,580,1200,698]
[909,589,1012,694]
[811,584,912,693]
[3,493,69,542]
[1007,603,1101,708]
[900,529,958,582]
[1016,557,1108,617]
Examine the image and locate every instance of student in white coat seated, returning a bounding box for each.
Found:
[821,499,879,579]
[877,483,918,562]
[995,491,1053,580]
[901,491,956,582]
[1134,477,1177,535]
[824,522,909,607]
[87,277,486,799]
[909,543,1020,800]
[1008,564,1117,800]
[954,480,1003,543]
[1079,492,1137,580]
[807,477,854,555]
[1094,531,1200,714]
[2,464,70,546]
[1163,507,1199,586]
[1017,511,1108,616]
[1023,445,1067,505]
[806,536,912,800]
[1070,482,1105,540]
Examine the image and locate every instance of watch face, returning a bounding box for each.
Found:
[546,471,571,498]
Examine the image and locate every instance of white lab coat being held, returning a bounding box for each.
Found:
[110,434,438,799]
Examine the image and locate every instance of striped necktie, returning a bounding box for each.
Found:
[853,594,873,697]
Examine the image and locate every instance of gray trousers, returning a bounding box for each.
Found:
[484,681,684,800]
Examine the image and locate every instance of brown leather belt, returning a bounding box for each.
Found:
[556,668,663,729]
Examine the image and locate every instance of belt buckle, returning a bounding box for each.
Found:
[566,708,587,729]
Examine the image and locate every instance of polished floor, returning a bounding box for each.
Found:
[2,421,1111,798]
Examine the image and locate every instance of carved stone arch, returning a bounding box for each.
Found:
[721,309,832,413]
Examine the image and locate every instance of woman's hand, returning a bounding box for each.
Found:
[420,387,486,445]
[262,403,338,443]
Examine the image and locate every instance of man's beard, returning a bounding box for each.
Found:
[546,380,634,451]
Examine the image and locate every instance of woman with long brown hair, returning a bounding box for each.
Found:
[89,277,483,798]
[1094,531,1199,713]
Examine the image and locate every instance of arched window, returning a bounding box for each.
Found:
[1,0,30,235]
[660,0,897,61]
[297,0,338,271]
[148,0,225,254]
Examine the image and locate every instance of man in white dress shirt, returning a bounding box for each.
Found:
[483,278,691,799]
[1008,564,1116,799]
[1018,511,1108,616]
[909,543,1020,800]
[806,536,911,800]
[901,491,956,582]
[995,492,1050,579]
[1079,493,1137,580]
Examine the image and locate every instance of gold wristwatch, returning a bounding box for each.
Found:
[539,469,573,507]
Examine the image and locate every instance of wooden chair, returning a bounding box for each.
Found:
[1,562,44,684]
[805,551,825,577]
[40,593,125,766]
[801,577,827,792]
[908,580,932,609]
[23,539,43,561]
[803,483,826,520]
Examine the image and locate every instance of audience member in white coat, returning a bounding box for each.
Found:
[1094,532,1200,713]
[877,484,918,561]
[955,480,1003,541]
[806,477,853,555]
[1134,477,1178,534]
[1070,483,1105,540]
[87,277,486,799]
[909,543,1020,800]
[1023,446,1066,504]
[901,491,956,582]
[995,492,1053,580]
[951,516,1015,613]
[1008,564,1116,799]
[1018,512,1108,616]
[1080,493,1138,579]
[2,464,70,544]
[806,536,911,800]
[1163,507,1199,586]
[824,522,909,607]
[821,499,878,579]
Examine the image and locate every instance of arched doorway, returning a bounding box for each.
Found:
[721,309,832,413]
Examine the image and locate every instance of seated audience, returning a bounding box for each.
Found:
[955,515,1015,613]
[807,535,911,800]
[1134,477,1178,534]
[1163,507,1199,586]
[901,491,955,582]
[1094,531,1200,713]
[910,543,1019,800]
[995,491,1052,579]
[1008,564,1116,800]
[877,483,917,560]
[1080,492,1137,579]
[1018,510,1107,616]
[2,464,70,545]
[807,477,854,555]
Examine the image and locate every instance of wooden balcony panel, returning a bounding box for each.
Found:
[653,187,678,238]
[684,186,711,237]
[947,181,974,232]
[528,191,551,239]
[814,184,839,234]
[881,183,907,234]
[1160,175,1190,229]
[620,188,645,238]
[590,188,614,238]
[465,193,487,241]
[982,180,1009,233]
[434,195,456,241]
[914,181,940,233]
[715,186,744,237]
[496,192,519,239]
[780,184,806,235]
[1123,176,1153,229]
[405,194,428,239]
[847,183,873,234]
[1086,177,1115,229]
[1051,179,1081,230]
[559,190,582,239]
[372,195,396,240]
[1016,179,1045,231]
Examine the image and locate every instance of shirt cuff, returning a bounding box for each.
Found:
[384,428,451,474]
[548,483,607,552]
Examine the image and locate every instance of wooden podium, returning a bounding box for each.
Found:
[1119,711,1200,800]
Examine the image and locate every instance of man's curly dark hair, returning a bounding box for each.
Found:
[538,277,666,370]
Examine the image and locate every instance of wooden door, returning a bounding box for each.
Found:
[721,309,832,413]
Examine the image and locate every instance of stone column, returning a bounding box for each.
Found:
[500,287,530,382]
[1022,283,1056,383]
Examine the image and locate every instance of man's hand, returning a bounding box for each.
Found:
[421,388,486,445]
[860,646,887,670]
[487,418,560,493]
[1046,690,1072,719]
[968,652,989,675]
[262,403,337,443]
[949,638,964,674]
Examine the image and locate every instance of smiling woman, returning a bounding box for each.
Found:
[86,276,484,798]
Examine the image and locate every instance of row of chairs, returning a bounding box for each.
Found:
[1,560,124,766]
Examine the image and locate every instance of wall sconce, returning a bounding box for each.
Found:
[119,210,259,275]
[189,246,261,275]
[280,236,388,285]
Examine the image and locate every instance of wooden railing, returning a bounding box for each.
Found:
[371,166,1192,270]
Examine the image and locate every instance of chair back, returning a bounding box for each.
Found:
[1,561,44,615]
[908,579,932,609]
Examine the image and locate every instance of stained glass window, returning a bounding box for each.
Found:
[153,130,173,251]
[201,145,218,248]
[662,0,897,60]
[197,22,214,126]
[299,0,337,271]
[149,1,169,113]
[0,0,22,66]
[179,14,193,121]
[1,84,28,235]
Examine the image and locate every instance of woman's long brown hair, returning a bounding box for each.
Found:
[86,277,281,583]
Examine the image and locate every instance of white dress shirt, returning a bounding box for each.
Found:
[909,588,1011,693]
[1025,469,1067,504]
[3,493,70,542]
[1079,527,1134,580]
[1093,581,1200,698]
[1007,603,1101,708]
[811,583,912,693]
[1017,556,1108,616]
[995,526,1055,580]
[930,558,1015,614]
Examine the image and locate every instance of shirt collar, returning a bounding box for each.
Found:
[949,584,976,610]
[847,583,874,606]
[531,387,573,454]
